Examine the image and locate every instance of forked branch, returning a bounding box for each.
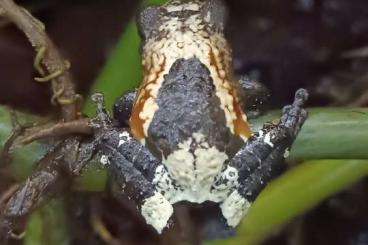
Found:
[0,0,78,121]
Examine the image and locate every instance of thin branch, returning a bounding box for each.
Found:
[0,0,78,121]
[0,111,26,165]
[16,118,92,145]
[0,184,19,208]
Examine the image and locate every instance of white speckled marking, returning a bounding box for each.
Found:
[283,148,290,158]
[118,131,132,147]
[141,191,173,233]
[210,166,240,201]
[264,132,274,147]
[166,2,200,12]
[153,132,237,204]
[163,137,195,187]
[258,129,264,137]
[137,1,244,135]
[220,190,251,227]
[100,155,110,166]
[152,165,177,201]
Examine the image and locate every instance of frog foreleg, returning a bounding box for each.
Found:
[220,89,308,227]
[113,90,137,128]
[238,75,271,119]
[97,129,173,234]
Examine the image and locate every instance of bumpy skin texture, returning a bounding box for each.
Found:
[113,90,136,127]
[107,0,309,234]
[147,57,243,159]
[0,0,308,241]
[130,0,252,141]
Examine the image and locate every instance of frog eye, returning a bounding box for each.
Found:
[137,6,163,41]
[200,0,228,31]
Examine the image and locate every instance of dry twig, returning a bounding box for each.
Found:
[0,184,19,208]
[0,0,78,121]
[16,118,92,145]
[0,111,26,165]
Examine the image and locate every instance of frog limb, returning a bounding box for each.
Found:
[113,90,137,128]
[92,93,173,233]
[97,130,173,234]
[220,89,308,227]
[238,75,271,119]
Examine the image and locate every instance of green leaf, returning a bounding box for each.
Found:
[24,199,69,245]
[24,210,42,245]
[250,108,368,159]
[0,106,46,180]
[82,0,168,116]
[205,160,368,245]
[73,158,107,192]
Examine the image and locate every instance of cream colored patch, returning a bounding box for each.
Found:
[213,166,239,191]
[220,190,252,227]
[194,146,228,188]
[100,155,110,166]
[140,97,159,135]
[118,131,132,147]
[161,132,229,203]
[166,2,200,12]
[283,148,290,158]
[141,191,173,233]
[139,6,238,134]
[120,131,131,138]
[210,166,240,201]
[163,137,195,187]
[264,132,274,147]
[152,165,177,201]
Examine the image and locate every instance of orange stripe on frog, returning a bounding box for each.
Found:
[130,57,167,140]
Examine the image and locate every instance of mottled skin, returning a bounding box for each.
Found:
[147,57,243,161]
[108,0,308,233]
[0,0,308,241]
[131,0,252,140]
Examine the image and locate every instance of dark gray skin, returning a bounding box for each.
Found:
[110,88,308,233]
[107,0,308,231]
[113,76,270,129]
[0,0,308,242]
[146,57,243,160]
[0,88,307,243]
[238,76,270,119]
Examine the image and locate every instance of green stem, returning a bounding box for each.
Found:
[205,159,368,245]
[82,0,168,116]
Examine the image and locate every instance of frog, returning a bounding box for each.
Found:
[0,0,308,239]
[97,0,308,233]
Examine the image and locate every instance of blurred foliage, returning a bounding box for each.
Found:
[205,160,368,245]
[0,106,46,180]
[83,0,168,117]
[25,199,69,245]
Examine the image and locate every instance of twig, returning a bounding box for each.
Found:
[17,118,93,145]
[0,0,78,121]
[0,184,19,208]
[0,111,26,165]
